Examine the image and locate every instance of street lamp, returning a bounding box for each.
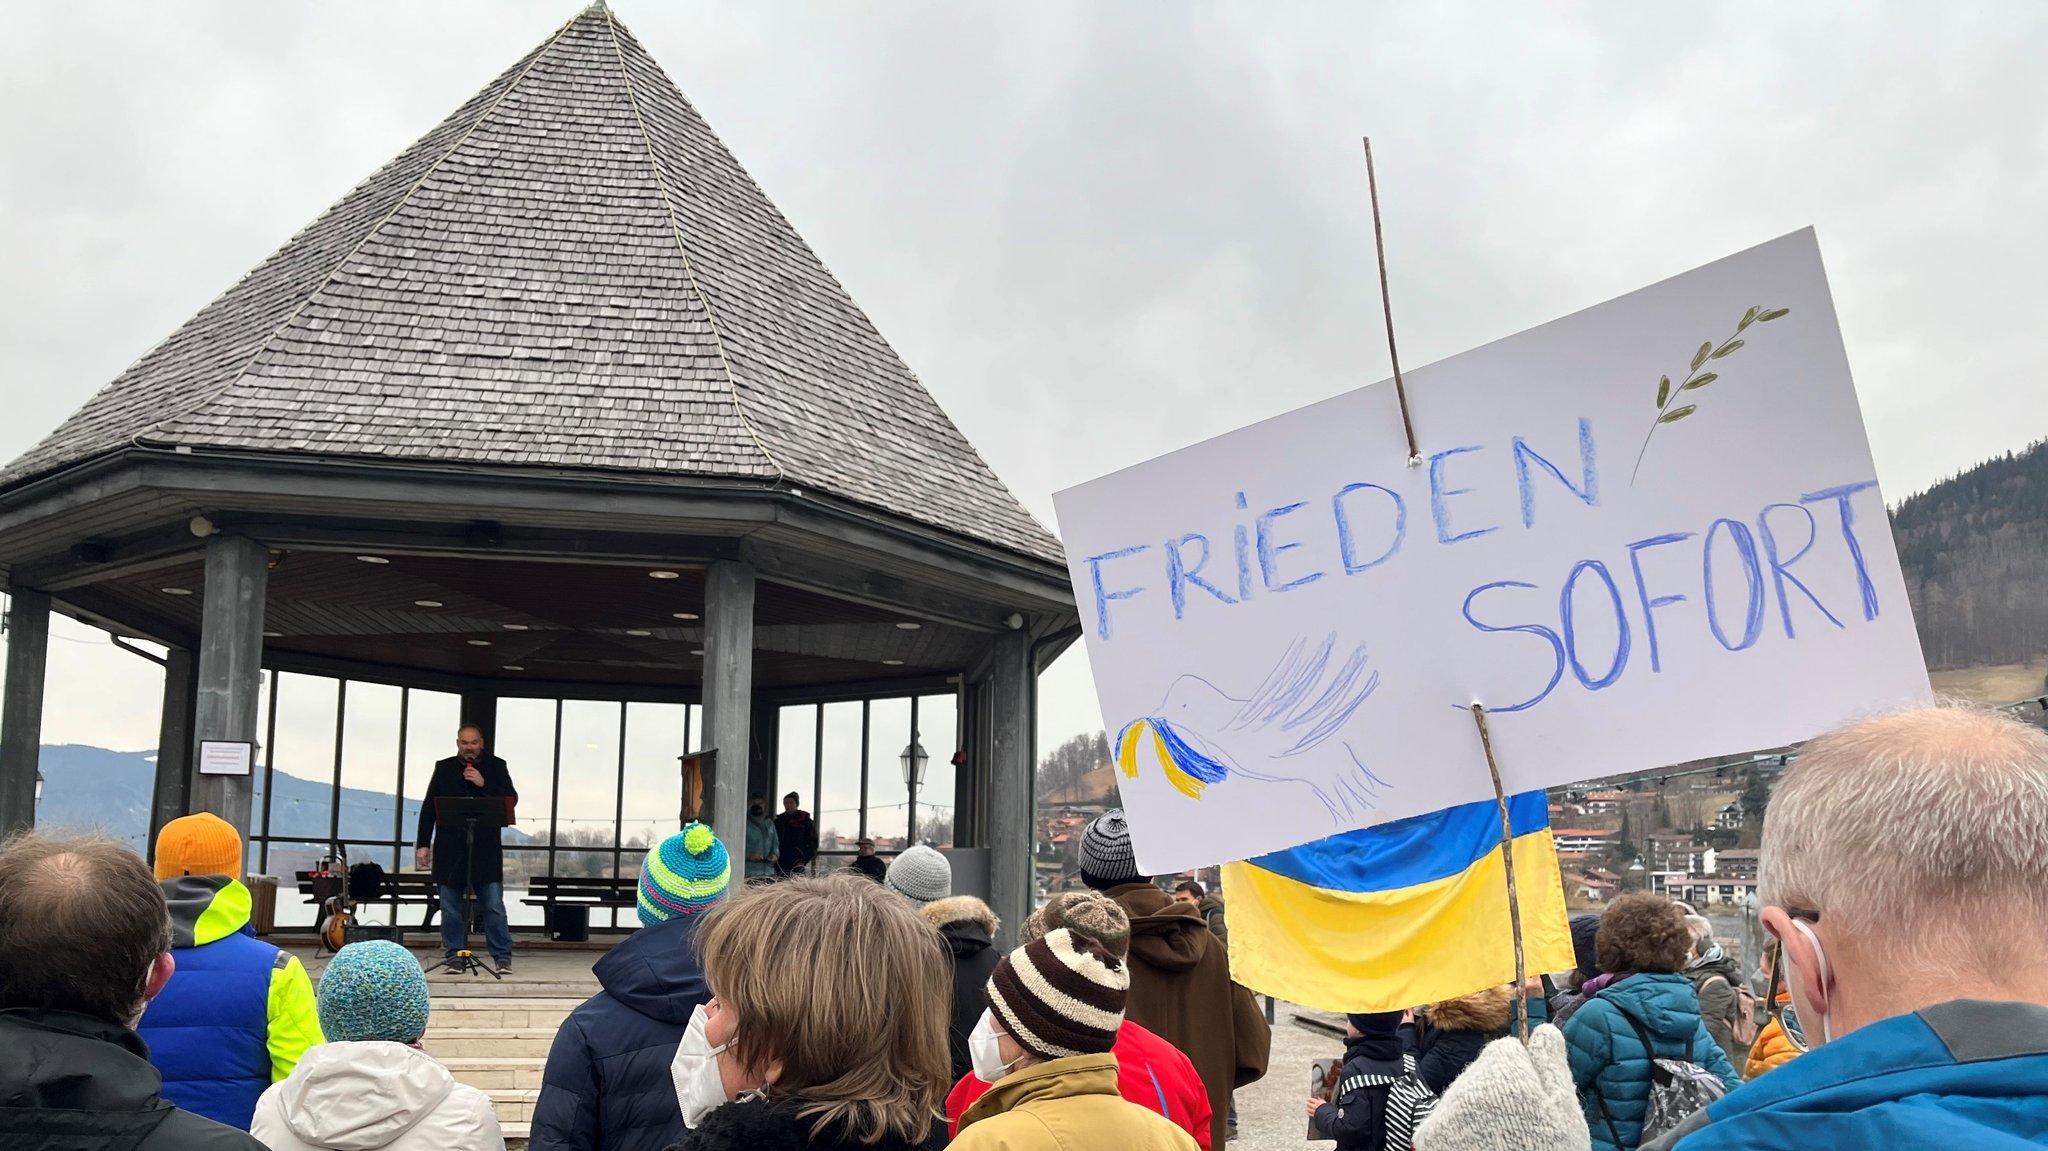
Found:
[34,769,44,804]
[900,733,929,845]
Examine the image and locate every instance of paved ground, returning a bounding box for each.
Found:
[1234,1001,1349,1151]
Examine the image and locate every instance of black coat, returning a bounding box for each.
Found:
[774,810,817,874]
[0,1009,266,1151]
[415,754,519,887]
[922,897,1002,1084]
[532,916,713,1151]
[666,1098,945,1151]
[1400,1021,1493,1097]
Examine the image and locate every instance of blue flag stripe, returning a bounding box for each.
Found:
[1246,791,1551,893]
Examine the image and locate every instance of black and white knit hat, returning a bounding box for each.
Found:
[1078,809,1140,884]
[986,928,1128,1061]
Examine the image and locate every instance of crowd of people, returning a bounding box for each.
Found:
[6,703,2048,1150]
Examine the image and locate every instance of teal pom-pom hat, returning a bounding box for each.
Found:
[638,822,731,925]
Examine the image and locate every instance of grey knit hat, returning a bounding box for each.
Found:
[884,844,952,904]
[1079,810,1140,884]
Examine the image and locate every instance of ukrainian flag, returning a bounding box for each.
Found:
[1220,791,1576,1013]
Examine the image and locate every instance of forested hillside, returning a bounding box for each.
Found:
[1894,440,2048,670]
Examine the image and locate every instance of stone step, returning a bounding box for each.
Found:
[423,1028,559,1059]
[504,1122,529,1148]
[426,997,584,1031]
[488,1088,540,1124]
[443,1057,546,1091]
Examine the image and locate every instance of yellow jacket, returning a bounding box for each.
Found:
[955,1053,1201,1151]
[1744,1014,1802,1079]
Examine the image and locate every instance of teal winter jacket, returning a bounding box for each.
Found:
[1565,973,1741,1151]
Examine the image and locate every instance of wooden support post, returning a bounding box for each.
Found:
[701,561,756,884]
[190,537,268,842]
[1471,703,1530,1042]
[150,648,199,845]
[0,589,51,837]
[986,631,1033,951]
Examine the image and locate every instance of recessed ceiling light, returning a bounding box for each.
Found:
[161,587,193,596]
[882,659,905,666]
[648,570,680,580]
[895,621,922,631]
[502,623,530,631]
[356,555,390,565]
[672,612,700,621]
[625,628,652,637]
[690,648,705,656]
[503,665,525,671]
[414,599,443,608]
[467,639,492,647]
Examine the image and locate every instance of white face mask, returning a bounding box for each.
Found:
[969,1010,1026,1084]
[672,1004,734,1129]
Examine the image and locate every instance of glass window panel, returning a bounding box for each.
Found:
[776,705,819,816]
[864,697,912,851]
[914,694,959,848]
[400,690,463,876]
[555,700,623,852]
[494,698,557,845]
[337,682,402,868]
[265,840,331,930]
[622,701,691,853]
[502,848,551,928]
[267,674,340,840]
[814,701,865,858]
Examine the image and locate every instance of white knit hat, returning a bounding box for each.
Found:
[883,844,952,904]
[1413,1025,1591,1151]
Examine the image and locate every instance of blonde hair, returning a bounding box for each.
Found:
[694,873,951,1144]
[1761,704,2048,977]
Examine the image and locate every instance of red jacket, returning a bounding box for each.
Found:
[947,1020,1212,1150]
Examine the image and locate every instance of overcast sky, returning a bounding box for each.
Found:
[5,2,2046,827]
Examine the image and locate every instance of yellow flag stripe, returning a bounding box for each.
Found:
[1222,828,1577,1013]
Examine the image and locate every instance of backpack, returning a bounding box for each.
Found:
[1591,1001,1729,1146]
[1318,1052,1438,1150]
[1691,971,1759,1046]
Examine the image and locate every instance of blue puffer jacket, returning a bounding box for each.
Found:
[1651,999,2048,1151]
[1565,973,1741,1151]
[531,915,711,1151]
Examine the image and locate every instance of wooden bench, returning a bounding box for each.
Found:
[521,875,638,939]
[296,870,442,931]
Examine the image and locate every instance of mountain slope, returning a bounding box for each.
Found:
[1894,440,2048,671]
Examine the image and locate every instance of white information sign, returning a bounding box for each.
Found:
[197,740,255,777]
[1054,230,1931,873]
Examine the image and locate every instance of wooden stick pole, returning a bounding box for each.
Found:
[1362,137,1420,465]
[1470,703,1530,1042]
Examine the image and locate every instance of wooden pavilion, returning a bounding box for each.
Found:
[0,4,1075,939]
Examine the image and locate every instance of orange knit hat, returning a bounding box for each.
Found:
[154,813,244,881]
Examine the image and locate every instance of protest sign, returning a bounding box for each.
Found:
[1053,229,1931,874]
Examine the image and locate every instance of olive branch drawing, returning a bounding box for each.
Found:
[1630,304,1791,485]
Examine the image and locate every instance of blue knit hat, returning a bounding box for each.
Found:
[639,822,731,926]
[318,940,431,1044]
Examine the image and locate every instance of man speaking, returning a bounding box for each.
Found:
[416,724,519,974]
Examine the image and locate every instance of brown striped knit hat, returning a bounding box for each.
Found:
[985,927,1128,1061]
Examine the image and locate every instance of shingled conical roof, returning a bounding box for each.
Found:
[6,5,1059,564]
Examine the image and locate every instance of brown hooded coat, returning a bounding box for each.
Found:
[1108,884,1270,1148]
